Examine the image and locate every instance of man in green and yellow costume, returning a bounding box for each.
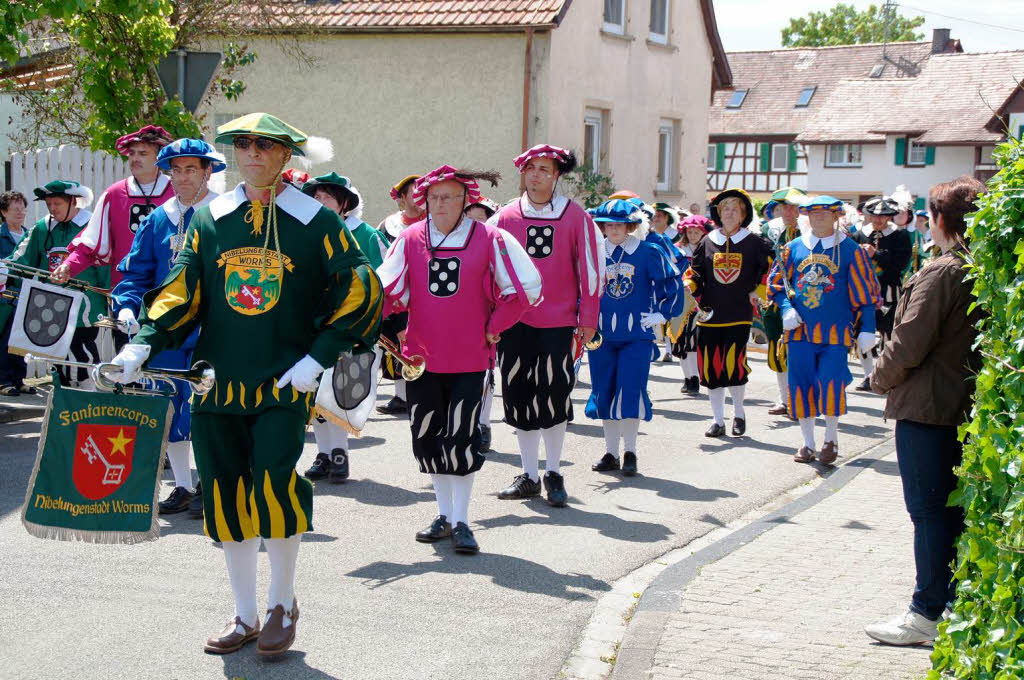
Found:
[759,186,808,417]
[109,113,383,659]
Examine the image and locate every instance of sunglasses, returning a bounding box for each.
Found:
[232,136,280,151]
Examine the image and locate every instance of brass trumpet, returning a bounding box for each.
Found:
[4,261,112,297]
[25,354,216,396]
[377,336,425,381]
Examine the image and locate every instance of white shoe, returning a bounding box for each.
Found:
[864,609,939,646]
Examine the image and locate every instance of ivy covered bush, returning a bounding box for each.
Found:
[931,139,1024,678]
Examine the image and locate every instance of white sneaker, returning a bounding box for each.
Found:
[864,609,939,646]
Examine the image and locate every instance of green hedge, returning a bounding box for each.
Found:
[931,139,1024,678]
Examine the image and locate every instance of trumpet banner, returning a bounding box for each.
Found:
[8,279,86,359]
[315,348,382,435]
[22,377,171,544]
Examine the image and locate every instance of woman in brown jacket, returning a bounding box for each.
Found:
[865,175,985,646]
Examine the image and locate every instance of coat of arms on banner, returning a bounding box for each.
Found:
[218,247,294,316]
[712,252,743,284]
[71,424,136,500]
[8,278,84,359]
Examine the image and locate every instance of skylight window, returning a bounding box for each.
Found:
[796,86,816,107]
[726,89,748,109]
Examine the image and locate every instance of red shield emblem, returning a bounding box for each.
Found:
[71,424,136,500]
[235,284,265,310]
[713,252,743,285]
[47,248,69,273]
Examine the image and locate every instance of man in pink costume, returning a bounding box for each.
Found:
[377,164,542,554]
[491,144,604,508]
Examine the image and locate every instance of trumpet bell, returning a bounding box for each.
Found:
[584,331,603,351]
[696,307,714,323]
[401,355,426,381]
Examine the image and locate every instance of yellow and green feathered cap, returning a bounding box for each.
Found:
[214,112,333,166]
[762,186,807,218]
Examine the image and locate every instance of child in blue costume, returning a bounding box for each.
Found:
[587,199,682,477]
[768,195,881,465]
[111,138,225,515]
[646,202,683,361]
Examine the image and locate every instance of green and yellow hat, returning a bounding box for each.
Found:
[214,112,333,166]
[651,202,678,226]
[762,186,807,218]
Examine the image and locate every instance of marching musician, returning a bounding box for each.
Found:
[10,180,105,387]
[854,196,912,391]
[587,199,681,477]
[109,113,382,658]
[768,196,881,465]
[683,188,773,438]
[55,125,174,348]
[375,174,424,417]
[110,138,225,516]
[647,202,684,362]
[377,164,542,554]
[464,196,501,453]
[759,186,808,416]
[491,144,603,508]
[0,191,31,396]
[673,214,712,395]
[300,173,389,484]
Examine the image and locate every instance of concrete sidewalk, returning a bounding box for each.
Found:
[603,446,934,680]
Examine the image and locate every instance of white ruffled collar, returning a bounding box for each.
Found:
[209,183,321,225]
[801,230,846,249]
[604,233,641,256]
[707,227,750,246]
[520,192,569,219]
[163,191,218,225]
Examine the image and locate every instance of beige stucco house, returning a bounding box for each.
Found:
[200,0,731,221]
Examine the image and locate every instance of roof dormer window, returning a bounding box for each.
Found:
[726,89,748,109]
[796,86,816,107]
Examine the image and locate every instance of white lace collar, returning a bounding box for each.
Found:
[707,227,751,246]
[604,234,641,257]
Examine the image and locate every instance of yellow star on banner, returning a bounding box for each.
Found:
[108,428,133,457]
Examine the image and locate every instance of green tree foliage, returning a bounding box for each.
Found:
[781,3,924,47]
[563,165,616,209]
[930,139,1024,678]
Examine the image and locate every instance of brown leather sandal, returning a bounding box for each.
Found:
[793,446,815,464]
[257,599,299,659]
[818,441,839,465]
[204,616,260,654]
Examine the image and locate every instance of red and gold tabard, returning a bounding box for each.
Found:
[684,227,773,327]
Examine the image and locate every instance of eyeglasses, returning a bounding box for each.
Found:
[170,166,205,178]
[233,136,279,152]
[426,192,466,204]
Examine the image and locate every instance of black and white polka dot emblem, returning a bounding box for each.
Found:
[332,351,375,410]
[526,225,554,259]
[21,287,75,348]
[428,257,461,297]
[129,203,156,233]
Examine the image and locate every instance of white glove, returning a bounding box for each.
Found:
[109,344,151,384]
[0,263,7,289]
[276,355,325,393]
[857,331,877,355]
[782,307,803,331]
[117,307,140,336]
[640,312,667,330]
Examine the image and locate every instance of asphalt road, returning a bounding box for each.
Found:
[0,352,892,680]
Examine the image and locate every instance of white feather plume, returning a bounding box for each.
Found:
[72,186,94,208]
[890,184,914,212]
[295,136,334,168]
[207,171,226,196]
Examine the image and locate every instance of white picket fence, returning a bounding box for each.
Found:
[8,144,129,223]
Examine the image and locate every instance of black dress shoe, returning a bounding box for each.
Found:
[328,448,349,484]
[622,451,638,477]
[304,453,331,480]
[188,481,204,518]
[705,422,726,437]
[451,522,479,554]
[543,471,568,507]
[497,473,541,499]
[732,418,746,436]
[478,424,492,453]
[686,377,700,394]
[376,396,409,415]
[855,376,872,391]
[415,515,452,543]
[592,453,621,472]
[158,486,194,515]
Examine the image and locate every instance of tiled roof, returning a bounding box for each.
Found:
[796,51,1024,145]
[709,41,934,138]
[226,1,570,30]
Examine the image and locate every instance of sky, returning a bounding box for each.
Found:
[715,0,1024,53]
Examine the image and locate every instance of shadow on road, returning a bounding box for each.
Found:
[588,475,739,503]
[0,419,42,520]
[347,550,610,600]
[312,478,435,507]
[474,500,674,543]
[219,649,342,680]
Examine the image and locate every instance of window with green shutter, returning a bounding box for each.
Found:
[787,143,797,172]
[716,142,725,171]
[925,145,936,165]
[760,143,770,172]
[894,137,907,166]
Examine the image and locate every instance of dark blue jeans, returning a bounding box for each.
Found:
[895,419,965,620]
[0,312,26,388]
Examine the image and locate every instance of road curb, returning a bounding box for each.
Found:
[608,438,898,680]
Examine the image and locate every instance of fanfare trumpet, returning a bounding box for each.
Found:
[25,354,216,396]
[3,261,112,297]
[376,336,426,381]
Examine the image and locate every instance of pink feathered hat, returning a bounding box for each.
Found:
[115,124,174,155]
[513,144,572,172]
[411,164,482,208]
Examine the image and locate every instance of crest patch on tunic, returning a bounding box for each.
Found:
[129,203,157,234]
[429,257,461,297]
[218,247,295,316]
[605,263,636,299]
[796,254,838,309]
[526,225,554,259]
[712,251,743,284]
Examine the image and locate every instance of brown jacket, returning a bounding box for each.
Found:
[871,246,982,426]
